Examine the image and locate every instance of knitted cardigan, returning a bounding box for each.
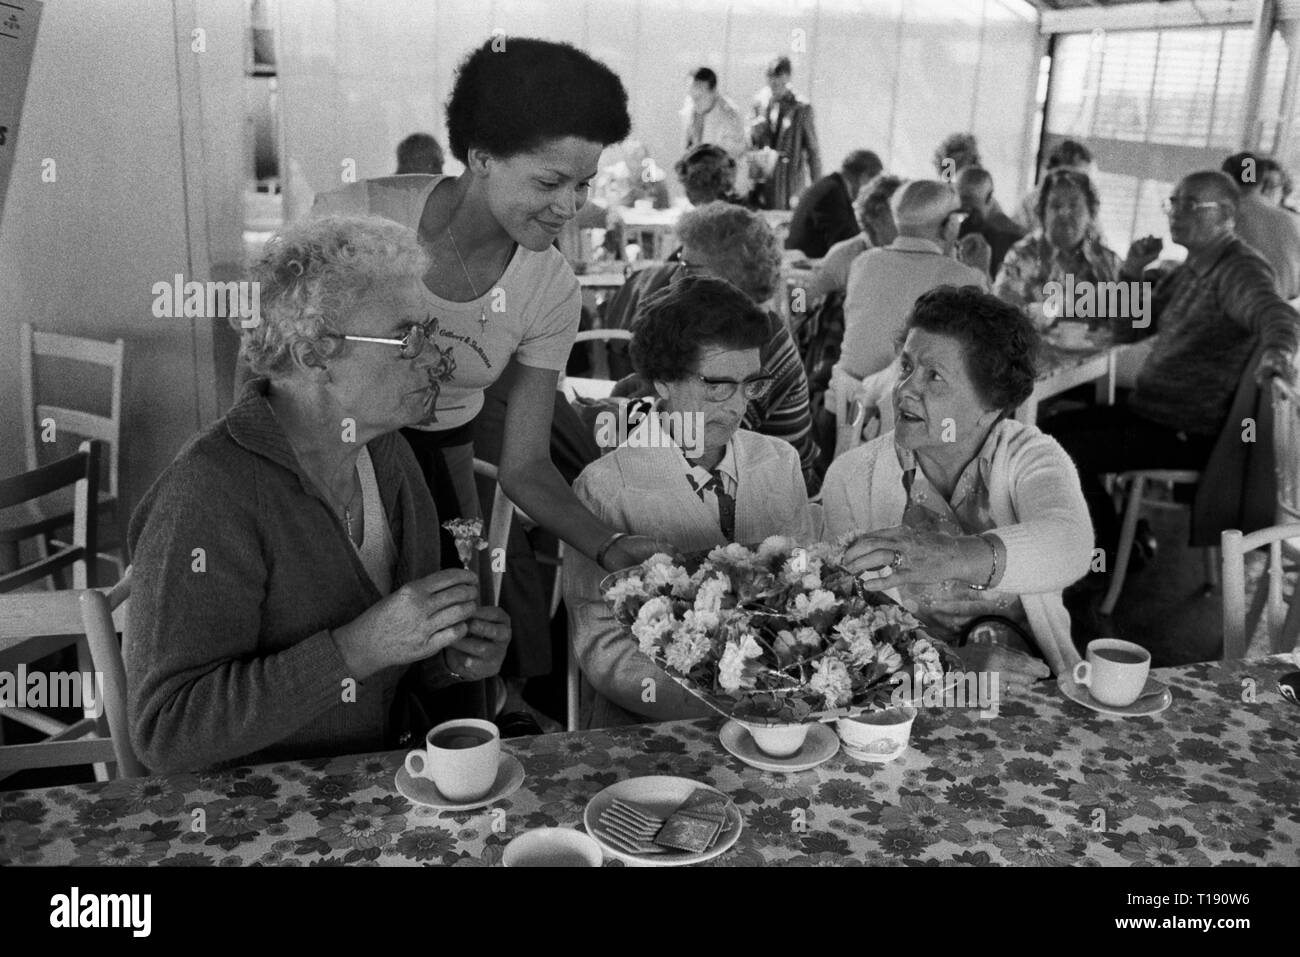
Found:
[820,419,1093,676]
[126,379,447,772]
[564,422,817,728]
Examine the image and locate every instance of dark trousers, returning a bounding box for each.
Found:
[1039,404,1216,565]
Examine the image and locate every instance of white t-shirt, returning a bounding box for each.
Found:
[313,174,581,431]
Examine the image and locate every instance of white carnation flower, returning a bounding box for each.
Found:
[788,588,838,621]
[630,596,676,655]
[663,626,712,674]
[757,535,797,561]
[809,658,854,708]
[910,637,944,676]
[717,634,764,692]
[644,560,692,595]
[874,643,904,674]
[693,575,729,617]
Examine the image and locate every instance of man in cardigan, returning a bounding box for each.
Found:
[1042,171,1299,571]
[748,56,822,210]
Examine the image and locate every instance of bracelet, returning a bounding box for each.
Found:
[596,532,628,570]
[968,535,999,591]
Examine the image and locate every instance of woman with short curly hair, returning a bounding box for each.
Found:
[314,37,683,730]
[314,36,672,583]
[565,277,817,728]
[823,285,1093,689]
[994,168,1124,323]
[603,201,822,491]
[674,143,742,207]
[127,215,512,773]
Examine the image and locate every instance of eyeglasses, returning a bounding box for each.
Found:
[1162,196,1224,215]
[676,257,711,278]
[694,373,775,402]
[330,316,433,360]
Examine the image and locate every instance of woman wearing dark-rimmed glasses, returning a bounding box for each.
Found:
[127,216,512,773]
[602,200,822,491]
[564,276,818,728]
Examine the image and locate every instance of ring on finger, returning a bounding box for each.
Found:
[889,549,905,570]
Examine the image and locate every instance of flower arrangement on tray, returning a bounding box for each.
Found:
[601,535,960,727]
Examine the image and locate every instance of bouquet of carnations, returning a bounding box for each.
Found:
[602,536,959,724]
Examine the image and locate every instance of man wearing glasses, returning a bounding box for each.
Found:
[1042,170,1299,581]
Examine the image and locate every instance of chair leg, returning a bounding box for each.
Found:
[565,614,581,733]
[1101,475,1146,616]
[1202,546,1220,593]
[1277,591,1300,655]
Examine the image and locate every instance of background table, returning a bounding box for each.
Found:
[2,656,1297,866]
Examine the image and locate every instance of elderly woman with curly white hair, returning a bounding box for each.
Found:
[603,200,821,491]
[126,215,511,773]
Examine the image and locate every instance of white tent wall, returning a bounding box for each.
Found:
[275,0,1042,214]
[0,0,242,533]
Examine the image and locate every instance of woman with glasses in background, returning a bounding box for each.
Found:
[127,216,512,773]
[563,277,818,728]
[602,201,822,492]
[993,169,1141,326]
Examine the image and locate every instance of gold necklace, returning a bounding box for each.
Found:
[446,225,488,328]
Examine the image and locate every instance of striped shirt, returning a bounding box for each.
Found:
[1129,233,1300,435]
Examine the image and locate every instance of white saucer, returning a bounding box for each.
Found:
[394,754,525,812]
[719,720,839,772]
[583,776,742,867]
[1057,673,1172,717]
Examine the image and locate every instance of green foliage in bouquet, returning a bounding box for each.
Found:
[602,536,959,724]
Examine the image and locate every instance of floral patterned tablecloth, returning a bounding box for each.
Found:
[3,656,1299,866]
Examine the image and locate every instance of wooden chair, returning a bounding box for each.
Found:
[471,459,577,731]
[1104,376,1299,617]
[571,327,633,382]
[1273,378,1300,529]
[1221,523,1300,659]
[1099,469,1217,616]
[0,572,144,781]
[19,323,125,581]
[0,440,100,593]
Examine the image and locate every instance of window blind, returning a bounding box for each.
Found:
[1044,23,1260,252]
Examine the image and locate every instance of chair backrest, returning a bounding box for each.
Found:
[1273,378,1300,524]
[21,323,124,501]
[1220,523,1300,659]
[0,440,100,592]
[0,572,144,779]
[571,328,634,383]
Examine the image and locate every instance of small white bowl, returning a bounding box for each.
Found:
[502,828,603,868]
[836,706,917,762]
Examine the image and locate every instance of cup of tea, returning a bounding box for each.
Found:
[1073,639,1151,706]
[502,828,603,868]
[405,718,500,802]
[836,706,917,761]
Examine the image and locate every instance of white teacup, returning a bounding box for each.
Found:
[1073,639,1151,707]
[404,718,500,802]
[502,828,603,868]
[836,706,917,761]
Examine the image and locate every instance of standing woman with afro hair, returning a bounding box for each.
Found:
[315,38,676,718]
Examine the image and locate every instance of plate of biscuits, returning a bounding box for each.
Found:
[583,776,743,867]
